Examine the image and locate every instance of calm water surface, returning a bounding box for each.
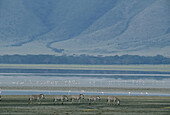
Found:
[0,73,170,88]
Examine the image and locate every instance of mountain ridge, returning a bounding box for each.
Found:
[0,0,169,56]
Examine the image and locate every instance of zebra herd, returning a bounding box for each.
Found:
[28,94,120,105]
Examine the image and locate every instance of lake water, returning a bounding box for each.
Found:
[0,73,170,88]
[0,70,170,96]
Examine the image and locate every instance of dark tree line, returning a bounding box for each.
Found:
[0,54,170,64]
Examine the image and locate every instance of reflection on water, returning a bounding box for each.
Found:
[0,73,170,88]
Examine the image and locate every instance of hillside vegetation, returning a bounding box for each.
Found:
[0,55,170,64]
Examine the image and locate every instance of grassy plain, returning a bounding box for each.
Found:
[0,95,170,115]
[0,64,170,72]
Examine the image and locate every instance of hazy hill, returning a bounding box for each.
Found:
[0,0,169,56]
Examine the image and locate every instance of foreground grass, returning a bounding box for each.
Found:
[0,95,170,115]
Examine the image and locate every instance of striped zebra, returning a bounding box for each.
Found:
[53,95,68,104]
[88,96,101,104]
[107,96,120,105]
[0,88,1,101]
[28,94,45,104]
[71,94,84,104]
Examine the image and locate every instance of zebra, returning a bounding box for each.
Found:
[71,94,84,104]
[107,96,120,105]
[28,94,45,104]
[53,95,68,104]
[88,96,101,104]
[0,88,1,101]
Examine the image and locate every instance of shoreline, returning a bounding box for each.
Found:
[1,86,170,96]
[2,89,170,97]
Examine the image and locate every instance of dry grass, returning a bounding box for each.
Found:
[0,95,170,115]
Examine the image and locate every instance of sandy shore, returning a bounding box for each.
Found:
[1,86,170,94]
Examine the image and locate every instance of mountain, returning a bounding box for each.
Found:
[0,0,169,56]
